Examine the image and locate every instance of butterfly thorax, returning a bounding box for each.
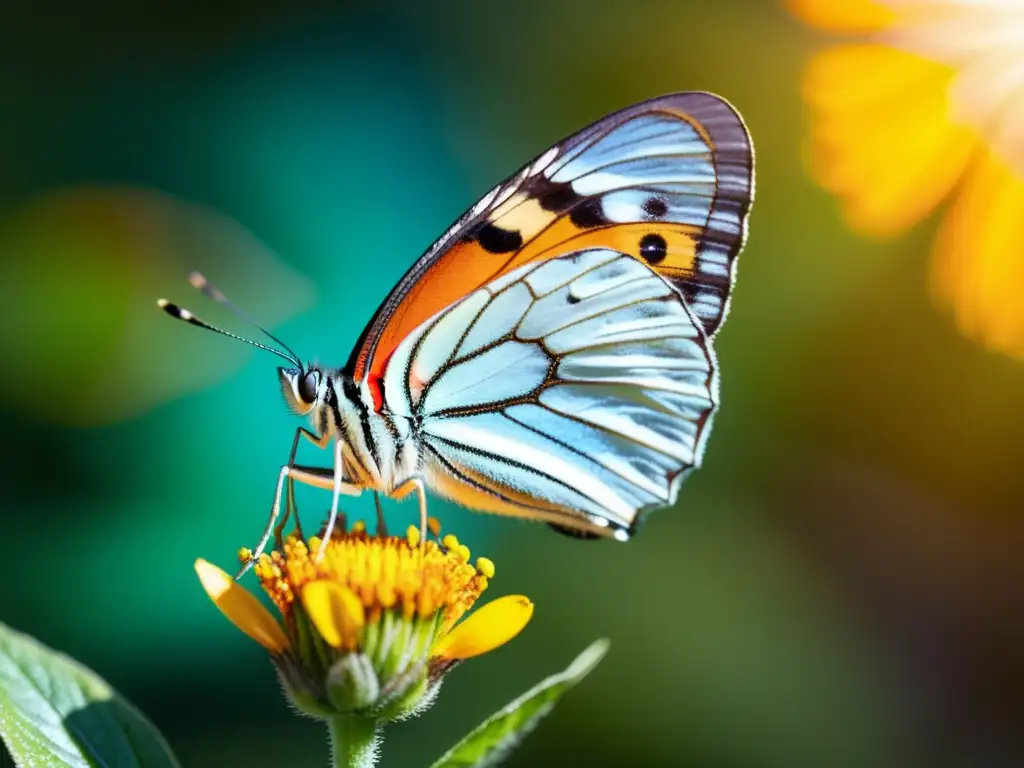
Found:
[316,372,419,493]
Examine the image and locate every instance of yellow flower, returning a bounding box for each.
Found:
[196,520,532,721]
[787,0,1024,358]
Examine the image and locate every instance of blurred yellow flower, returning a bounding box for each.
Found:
[788,0,1024,358]
[196,520,532,723]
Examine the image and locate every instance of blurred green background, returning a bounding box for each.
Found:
[1,0,1021,766]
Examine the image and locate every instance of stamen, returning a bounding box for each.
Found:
[255,529,490,628]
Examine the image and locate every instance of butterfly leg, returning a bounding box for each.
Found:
[374,492,387,537]
[257,459,364,566]
[275,428,330,548]
[252,441,365,564]
[315,440,360,562]
[234,428,327,577]
[387,477,428,546]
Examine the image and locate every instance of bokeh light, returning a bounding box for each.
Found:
[789,0,1024,359]
[1,1,1021,766]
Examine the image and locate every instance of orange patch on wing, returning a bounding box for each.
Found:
[514,220,700,277]
[365,240,503,383]
[362,221,701,385]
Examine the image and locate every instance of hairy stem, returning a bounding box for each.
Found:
[326,715,381,768]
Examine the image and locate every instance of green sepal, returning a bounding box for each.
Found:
[372,665,429,722]
[275,655,334,719]
[326,653,380,713]
[382,674,442,722]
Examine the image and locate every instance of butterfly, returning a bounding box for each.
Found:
[159,91,754,571]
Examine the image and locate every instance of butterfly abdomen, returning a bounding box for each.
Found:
[324,374,419,493]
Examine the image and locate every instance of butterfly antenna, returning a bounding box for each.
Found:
[156,299,301,367]
[187,271,304,366]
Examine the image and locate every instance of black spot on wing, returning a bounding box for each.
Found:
[535,180,582,212]
[642,196,668,218]
[569,198,608,229]
[476,223,524,254]
[639,233,667,264]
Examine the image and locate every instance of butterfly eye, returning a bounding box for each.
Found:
[297,371,319,404]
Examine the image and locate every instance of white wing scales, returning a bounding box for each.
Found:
[381,248,719,537]
[423,341,549,414]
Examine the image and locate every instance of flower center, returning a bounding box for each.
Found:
[252,524,493,631]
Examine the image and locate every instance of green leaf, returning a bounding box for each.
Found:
[0,622,180,768]
[430,639,609,768]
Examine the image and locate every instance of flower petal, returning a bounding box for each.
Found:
[949,47,1024,178]
[432,595,533,661]
[930,150,1024,358]
[195,558,289,653]
[785,0,895,33]
[804,44,978,237]
[301,581,366,650]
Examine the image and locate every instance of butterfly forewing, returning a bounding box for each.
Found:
[381,249,718,539]
[347,92,754,399]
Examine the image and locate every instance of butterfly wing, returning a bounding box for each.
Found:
[381,249,718,539]
[347,92,754,407]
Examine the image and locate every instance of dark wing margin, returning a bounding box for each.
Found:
[664,93,754,337]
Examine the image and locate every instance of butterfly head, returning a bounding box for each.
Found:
[278,365,327,415]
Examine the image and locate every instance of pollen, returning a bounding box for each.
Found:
[253,527,492,629]
[476,557,495,579]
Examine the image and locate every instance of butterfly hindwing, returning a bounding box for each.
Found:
[381,249,718,539]
[348,92,754,400]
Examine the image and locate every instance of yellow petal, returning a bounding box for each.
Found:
[301,581,366,650]
[195,559,289,653]
[432,595,533,661]
[930,150,1024,358]
[785,0,895,33]
[803,44,978,237]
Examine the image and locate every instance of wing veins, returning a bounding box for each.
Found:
[422,442,556,514]
[545,111,695,176]
[534,399,690,462]
[424,432,612,512]
[501,409,667,495]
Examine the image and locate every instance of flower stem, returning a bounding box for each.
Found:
[326,715,381,768]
